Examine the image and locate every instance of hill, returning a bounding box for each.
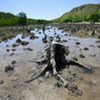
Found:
[55,4,100,22]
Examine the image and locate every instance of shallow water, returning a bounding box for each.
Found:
[0,26,100,100]
[0,26,100,59]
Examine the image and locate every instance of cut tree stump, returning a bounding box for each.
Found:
[25,38,93,96]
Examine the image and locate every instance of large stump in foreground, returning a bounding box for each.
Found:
[25,41,93,96]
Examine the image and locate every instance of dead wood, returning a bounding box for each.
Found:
[25,38,93,96]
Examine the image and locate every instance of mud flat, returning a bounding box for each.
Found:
[0,25,100,100]
[52,23,100,38]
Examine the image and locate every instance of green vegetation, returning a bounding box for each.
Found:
[18,12,27,25]
[0,4,100,26]
[55,4,100,23]
[0,12,49,26]
[90,12,100,22]
[0,12,18,26]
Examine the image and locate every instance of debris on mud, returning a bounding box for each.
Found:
[5,65,14,73]
[11,60,16,65]
[23,47,33,51]
[79,54,85,58]
[16,38,29,46]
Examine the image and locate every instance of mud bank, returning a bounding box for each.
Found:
[0,26,100,100]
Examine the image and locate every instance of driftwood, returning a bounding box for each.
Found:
[25,38,92,96]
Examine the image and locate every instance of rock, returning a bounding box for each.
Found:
[6,49,10,52]
[83,47,89,51]
[12,44,18,47]
[12,49,16,51]
[35,36,39,39]
[76,42,80,45]
[16,38,22,43]
[62,39,67,42]
[55,82,62,88]
[23,48,33,51]
[79,54,85,58]
[21,41,29,46]
[16,38,29,45]
[30,34,35,39]
[39,32,41,34]
[6,45,10,47]
[5,65,14,73]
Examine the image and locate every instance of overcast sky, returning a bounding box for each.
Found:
[0,0,100,20]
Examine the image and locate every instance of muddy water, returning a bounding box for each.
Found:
[0,26,100,100]
[0,26,99,65]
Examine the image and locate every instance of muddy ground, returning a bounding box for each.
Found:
[0,24,100,100]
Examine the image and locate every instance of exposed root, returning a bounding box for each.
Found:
[25,39,93,96]
[55,73,83,95]
[25,65,48,83]
[66,59,93,73]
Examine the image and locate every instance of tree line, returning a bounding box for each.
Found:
[0,11,100,26]
[0,12,49,26]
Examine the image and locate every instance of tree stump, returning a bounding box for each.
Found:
[25,39,93,96]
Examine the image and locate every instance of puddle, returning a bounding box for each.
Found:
[0,26,100,61]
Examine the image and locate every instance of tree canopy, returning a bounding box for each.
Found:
[90,12,100,22]
[18,12,27,25]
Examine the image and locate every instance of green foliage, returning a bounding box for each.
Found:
[0,12,50,26]
[36,19,49,24]
[0,12,18,26]
[18,12,27,25]
[55,4,100,23]
[90,12,100,22]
